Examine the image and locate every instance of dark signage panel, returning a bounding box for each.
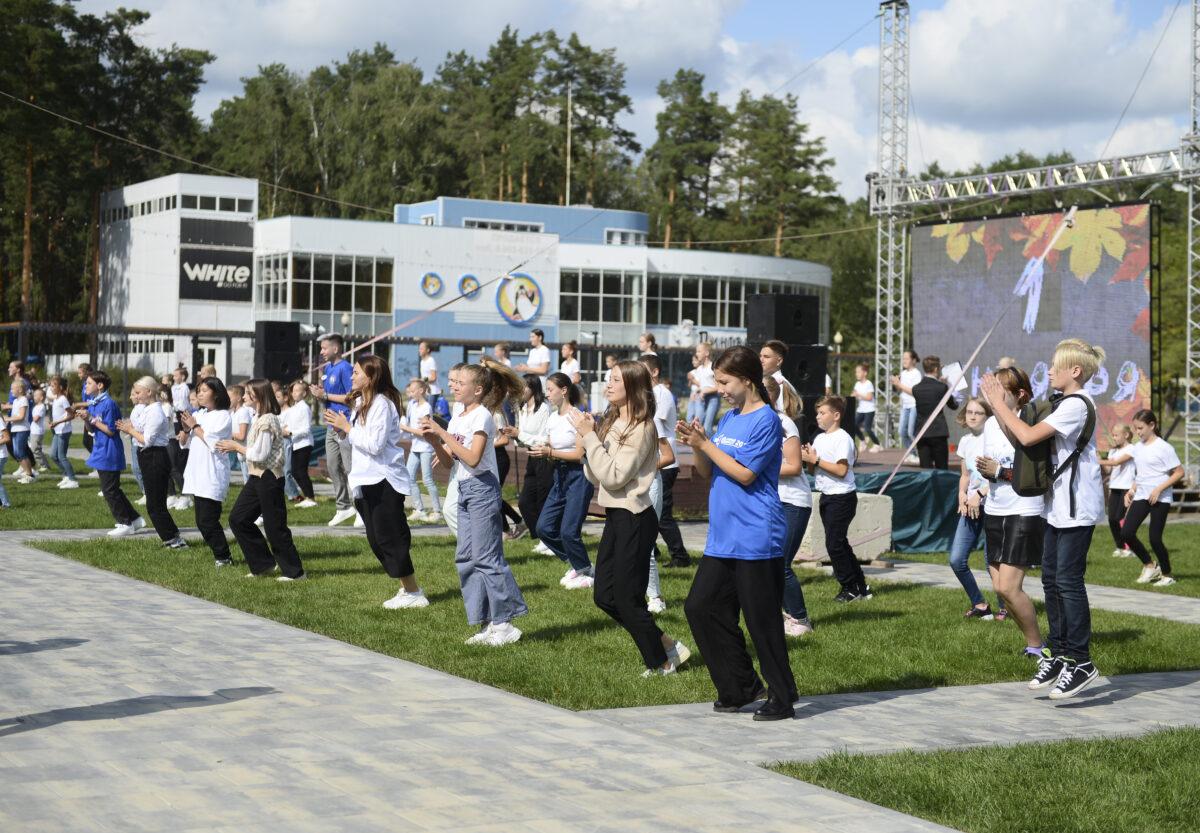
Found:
[178,246,253,302]
[180,217,254,247]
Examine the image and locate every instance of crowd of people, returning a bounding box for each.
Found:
[0,331,1171,711]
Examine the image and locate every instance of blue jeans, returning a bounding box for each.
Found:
[50,433,76,480]
[130,440,145,494]
[949,512,986,606]
[10,431,30,463]
[1043,525,1095,663]
[0,468,9,506]
[405,450,441,513]
[782,503,811,621]
[282,437,300,499]
[702,393,720,435]
[536,461,594,572]
[900,406,917,451]
[685,396,701,425]
[456,472,528,626]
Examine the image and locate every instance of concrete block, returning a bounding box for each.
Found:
[794,492,893,565]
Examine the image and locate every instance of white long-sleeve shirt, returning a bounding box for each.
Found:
[516,400,552,446]
[281,401,313,450]
[347,395,414,498]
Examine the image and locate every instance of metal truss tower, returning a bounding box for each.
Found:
[871,0,910,445]
[1186,0,1200,473]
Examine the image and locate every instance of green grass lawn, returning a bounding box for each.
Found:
[34,532,1200,710]
[895,522,1200,599]
[774,726,1200,833]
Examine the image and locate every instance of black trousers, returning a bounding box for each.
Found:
[1121,499,1172,575]
[193,496,231,561]
[229,471,304,578]
[137,447,179,541]
[593,507,667,669]
[355,480,414,578]
[819,491,866,591]
[98,468,139,526]
[291,446,314,499]
[685,555,797,705]
[1107,488,1128,549]
[494,446,523,530]
[168,438,188,493]
[657,467,689,564]
[518,456,553,543]
[83,430,93,454]
[917,436,949,469]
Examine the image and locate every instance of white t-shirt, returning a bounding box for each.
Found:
[404,400,434,454]
[853,380,876,414]
[171,382,191,412]
[8,396,29,432]
[778,413,813,508]
[448,405,497,482]
[812,428,856,495]
[52,394,72,435]
[559,357,580,382]
[899,368,923,409]
[347,396,415,498]
[232,404,254,437]
[527,345,552,385]
[30,402,46,436]
[543,411,577,451]
[1106,443,1138,491]
[956,431,985,492]
[693,362,716,394]
[420,355,440,396]
[981,417,1043,517]
[1043,394,1104,527]
[182,409,232,502]
[1131,437,1182,504]
[653,384,678,471]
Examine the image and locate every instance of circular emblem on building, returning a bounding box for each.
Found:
[496,273,542,326]
[459,274,481,299]
[421,272,443,298]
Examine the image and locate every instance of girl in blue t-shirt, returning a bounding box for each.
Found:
[678,345,796,722]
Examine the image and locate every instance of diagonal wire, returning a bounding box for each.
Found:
[768,14,879,97]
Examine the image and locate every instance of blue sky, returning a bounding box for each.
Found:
[78,0,1191,199]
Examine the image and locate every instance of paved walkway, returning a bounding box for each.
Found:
[0,535,955,833]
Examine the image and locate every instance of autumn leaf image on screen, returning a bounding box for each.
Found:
[913,204,1151,448]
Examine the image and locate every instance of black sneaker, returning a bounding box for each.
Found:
[1048,661,1099,700]
[214,558,233,569]
[752,697,796,722]
[858,584,873,600]
[963,605,994,620]
[713,683,767,713]
[667,557,692,568]
[833,589,860,603]
[1028,649,1065,690]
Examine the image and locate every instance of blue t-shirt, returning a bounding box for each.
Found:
[322,359,353,419]
[85,392,125,472]
[704,405,785,559]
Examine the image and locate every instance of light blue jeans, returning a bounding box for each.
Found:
[405,450,441,513]
[0,466,9,506]
[685,396,702,425]
[50,432,76,480]
[782,503,811,621]
[646,472,663,599]
[130,439,145,494]
[702,393,720,435]
[900,406,917,452]
[456,472,528,626]
[949,512,987,607]
[282,437,300,499]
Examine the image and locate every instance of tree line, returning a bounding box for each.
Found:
[0,0,1185,387]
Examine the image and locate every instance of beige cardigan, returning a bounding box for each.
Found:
[581,418,658,513]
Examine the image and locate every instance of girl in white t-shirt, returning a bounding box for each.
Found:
[47,375,78,487]
[422,357,529,646]
[398,378,441,521]
[28,387,49,471]
[1119,410,1183,586]
[0,415,11,507]
[282,380,316,506]
[178,378,234,566]
[7,379,34,482]
[1098,424,1136,558]
[951,396,999,619]
[559,340,581,386]
[850,363,881,454]
[764,376,813,637]
[228,385,254,485]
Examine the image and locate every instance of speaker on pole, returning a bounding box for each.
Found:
[746,294,821,345]
[254,320,301,382]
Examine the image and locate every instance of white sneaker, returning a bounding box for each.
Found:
[16,476,32,485]
[1136,564,1162,584]
[86,470,100,478]
[904,454,920,465]
[534,541,553,556]
[328,507,357,527]
[559,568,578,587]
[564,573,594,590]
[381,587,410,608]
[407,509,425,522]
[129,516,146,534]
[1112,548,1133,558]
[465,625,494,645]
[387,590,430,609]
[57,476,68,486]
[424,510,442,523]
[175,497,192,511]
[296,498,318,508]
[58,479,79,490]
[667,640,691,669]
[97,490,105,497]
[352,512,364,528]
[868,444,882,454]
[107,523,133,538]
[1153,575,1177,587]
[135,495,147,506]
[277,573,307,582]
[485,622,522,646]
[647,596,667,614]
[784,613,815,637]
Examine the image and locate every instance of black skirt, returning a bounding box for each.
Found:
[984,513,1045,568]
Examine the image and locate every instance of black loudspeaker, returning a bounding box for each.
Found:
[746,294,821,345]
[254,350,302,382]
[255,320,300,353]
[781,344,828,398]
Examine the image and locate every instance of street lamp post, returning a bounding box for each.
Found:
[833,331,843,394]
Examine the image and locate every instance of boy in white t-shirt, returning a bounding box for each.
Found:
[981,339,1106,700]
[800,396,870,602]
[29,387,50,471]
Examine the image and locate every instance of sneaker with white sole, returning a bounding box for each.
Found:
[59,479,79,490]
[1136,564,1162,584]
[327,507,357,527]
[16,476,33,485]
[533,540,553,556]
[424,510,442,522]
[667,640,691,669]
[135,495,147,506]
[564,573,594,590]
[1028,649,1064,690]
[465,625,493,645]
[1048,661,1100,700]
[1112,548,1134,558]
[485,622,522,646]
[254,516,265,527]
[407,509,425,522]
[559,568,578,587]
[86,470,101,478]
[647,596,667,614]
[386,590,429,609]
[381,588,410,609]
[164,537,188,550]
[97,491,105,497]
[107,523,133,537]
[1153,575,1177,587]
[353,512,364,528]
[783,614,814,637]
[296,498,318,508]
[129,516,145,534]
[277,573,307,582]
[175,497,192,511]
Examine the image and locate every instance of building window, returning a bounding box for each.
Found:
[181,195,197,209]
[219,197,236,212]
[199,196,216,211]
[605,229,647,246]
[558,267,644,339]
[273,251,395,333]
[420,214,435,226]
[236,198,253,213]
[463,218,543,233]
